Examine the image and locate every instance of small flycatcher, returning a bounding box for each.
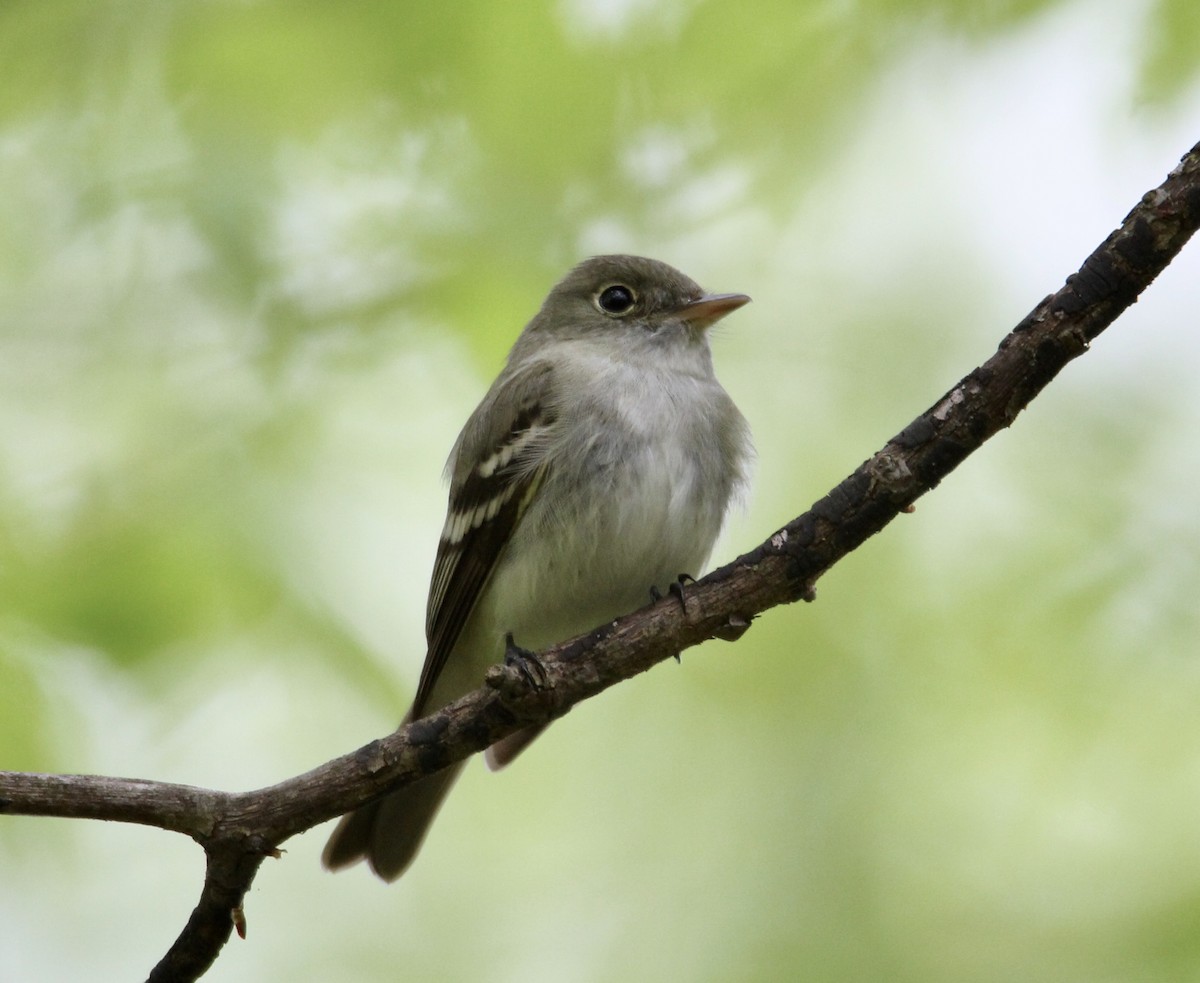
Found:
[323,255,752,881]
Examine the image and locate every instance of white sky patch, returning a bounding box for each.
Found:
[557,0,687,43]
[268,117,473,318]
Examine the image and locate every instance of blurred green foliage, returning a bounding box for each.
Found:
[1,1,1199,981]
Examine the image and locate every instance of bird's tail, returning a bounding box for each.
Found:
[483,723,547,770]
[321,761,466,882]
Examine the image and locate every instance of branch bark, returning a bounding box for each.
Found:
[2,140,1199,982]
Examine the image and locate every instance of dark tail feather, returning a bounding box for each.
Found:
[484,723,548,771]
[323,722,549,878]
[322,762,465,882]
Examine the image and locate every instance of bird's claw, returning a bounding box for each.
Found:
[669,574,698,618]
[666,574,701,662]
[504,632,549,690]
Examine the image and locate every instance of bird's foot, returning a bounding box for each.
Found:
[668,573,696,612]
[665,573,702,662]
[504,632,550,690]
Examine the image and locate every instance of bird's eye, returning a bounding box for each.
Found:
[595,284,637,316]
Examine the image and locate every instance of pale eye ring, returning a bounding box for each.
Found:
[594,283,637,316]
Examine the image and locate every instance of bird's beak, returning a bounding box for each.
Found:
[676,292,751,330]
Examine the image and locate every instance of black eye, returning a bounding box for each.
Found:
[595,284,637,315]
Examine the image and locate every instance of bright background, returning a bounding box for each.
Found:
[2,1,1199,980]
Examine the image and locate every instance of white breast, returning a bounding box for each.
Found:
[478,351,739,655]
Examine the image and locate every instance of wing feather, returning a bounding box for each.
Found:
[412,363,555,716]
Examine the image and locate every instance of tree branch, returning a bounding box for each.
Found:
[2,140,1198,983]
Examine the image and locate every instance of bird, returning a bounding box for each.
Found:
[322,254,752,881]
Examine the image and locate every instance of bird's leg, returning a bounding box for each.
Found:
[504,632,549,690]
[663,573,702,662]
[668,573,697,612]
[648,583,687,661]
